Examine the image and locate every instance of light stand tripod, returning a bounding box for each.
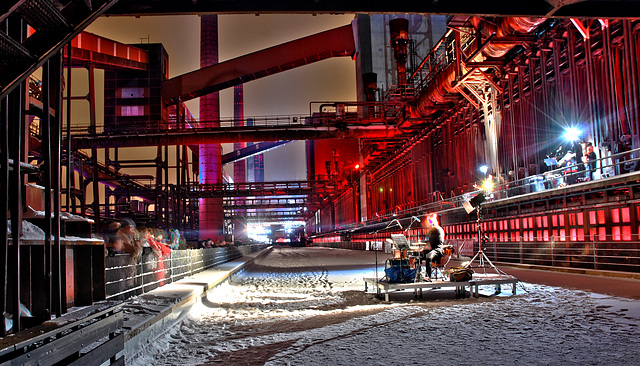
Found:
[464,204,507,276]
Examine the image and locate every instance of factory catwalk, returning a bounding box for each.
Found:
[131,247,640,366]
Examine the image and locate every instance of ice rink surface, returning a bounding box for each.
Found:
[130,247,640,365]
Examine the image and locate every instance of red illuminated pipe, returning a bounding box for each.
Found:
[469,16,546,58]
[410,17,545,119]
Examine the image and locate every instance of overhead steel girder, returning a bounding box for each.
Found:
[106,0,640,18]
[162,24,356,105]
[224,203,308,210]
[69,125,401,149]
[221,140,291,165]
[190,187,330,198]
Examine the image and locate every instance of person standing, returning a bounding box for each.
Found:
[421,213,445,279]
[586,144,597,180]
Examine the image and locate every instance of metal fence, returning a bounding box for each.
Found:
[105,244,266,301]
[480,237,640,273]
[311,237,640,274]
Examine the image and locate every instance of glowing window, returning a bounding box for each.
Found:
[117,105,145,116]
[119,87,145,98]
[524,231,529,241]
[528,217,534,228]
[612,226,621,241]
[559,229,566,241]
[569,213,576,226]
[543,216,549,227]
[552,215,558,226]
[559,215,565,226]
[570,228,577,241]
[622,226,631,241]
[543,230,549,241]
[575,228,583,241]
[612,208,620,223]
[577,212,584,226]
[598,227,606,241]
[536,216,542,227]
[523,219,528,229]
[622,208,630,222]
[589,211,597,225]
[597,210,605,224]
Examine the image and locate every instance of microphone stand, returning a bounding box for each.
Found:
[464,204,507,276]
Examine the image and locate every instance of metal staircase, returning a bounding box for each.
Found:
[0,0,119,100]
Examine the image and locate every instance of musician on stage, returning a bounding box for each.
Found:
[421,213,445,279]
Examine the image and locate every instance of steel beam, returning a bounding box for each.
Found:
[162,24,356,105]
[106,0,640,18]
[69,125,401,149]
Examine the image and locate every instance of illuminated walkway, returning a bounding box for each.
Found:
[122,247,640,364]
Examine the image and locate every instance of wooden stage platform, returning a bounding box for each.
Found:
[364,274,519,301]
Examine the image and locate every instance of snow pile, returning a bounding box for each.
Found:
[129,247,640,366]
[22,206,94,223]
[7,219,46,240]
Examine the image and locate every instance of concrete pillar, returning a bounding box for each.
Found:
[233,85,247,242]
[199,14,223,242]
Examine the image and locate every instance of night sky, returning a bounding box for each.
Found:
[85,14,357,182]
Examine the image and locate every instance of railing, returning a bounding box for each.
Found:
[344,147,640,229]
[476,236,640,273]
[105,244,267,301]
[311,236,640,274]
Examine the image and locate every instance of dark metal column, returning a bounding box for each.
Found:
[88,63,100,233]
[42,59,54,320]
[7,80,24,333]
[0,83,9,338]
[50,52,63,316]
[65,43,73,213]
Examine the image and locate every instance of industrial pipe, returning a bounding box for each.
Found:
[390,18,410,88]
[409,17,546,119]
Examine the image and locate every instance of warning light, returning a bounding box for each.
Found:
[354,164,360,170]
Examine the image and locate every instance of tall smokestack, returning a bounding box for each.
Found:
[199,14,223,242]
[233,84,246,242]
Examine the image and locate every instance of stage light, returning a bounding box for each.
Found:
[481,178,494,192]
[479,165,489,174]
[564,127,581,142]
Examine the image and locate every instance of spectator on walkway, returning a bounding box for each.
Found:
[586,143,597,180]
[116,218,142,260]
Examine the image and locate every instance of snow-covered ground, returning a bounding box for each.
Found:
[130,247,640,365]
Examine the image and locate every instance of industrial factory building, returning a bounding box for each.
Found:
[1,0,640,364]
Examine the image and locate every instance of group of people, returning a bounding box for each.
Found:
[196,238,232,249]
[543,141,598,186]
[104,218,174,260]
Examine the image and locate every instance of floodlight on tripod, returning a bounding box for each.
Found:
[462,191,507,275]
[462,192,486,214]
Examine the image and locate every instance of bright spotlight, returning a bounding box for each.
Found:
[479,165,489,174]
[481,178,494,192]
[564,127,581,142]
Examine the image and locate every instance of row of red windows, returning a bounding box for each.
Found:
[315,236,341,243]
[444,207,635,242]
